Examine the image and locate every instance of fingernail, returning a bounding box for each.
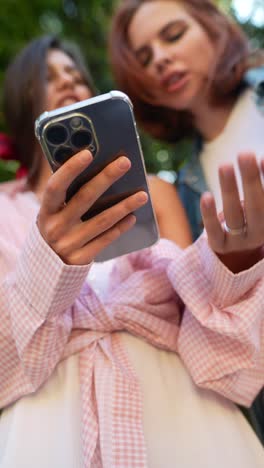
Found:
[219,165,234,182]
[117,156,131,169]
[201,192,213,209]
[123,214,136,227]
[136,191,148,203]
[80,150,92,162]
[238,153,255,169]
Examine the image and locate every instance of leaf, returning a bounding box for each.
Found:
[0,160,20,182]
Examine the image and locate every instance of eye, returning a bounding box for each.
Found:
[136,49,152,68]
[165,29,186,43]
[72,71,87,85]
[46,71,55,83]
[75,76,87,85]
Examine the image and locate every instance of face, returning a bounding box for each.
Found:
[128,0,215,111]
[44,49,92,111]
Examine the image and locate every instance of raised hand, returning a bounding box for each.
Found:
[37,149,148,265]
[200,153,264,272]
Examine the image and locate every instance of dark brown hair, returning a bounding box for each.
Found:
[3,35,96,186]
[109,0,264,142]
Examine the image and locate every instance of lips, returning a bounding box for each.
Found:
[161,71,189,93]
[56,95,79,108]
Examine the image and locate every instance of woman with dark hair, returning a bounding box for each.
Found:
[3,35,96,188]
[109,0,264,442]
[0,35,264,467]
[2,34,192,247]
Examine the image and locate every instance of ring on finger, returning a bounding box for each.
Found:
[222,220,247,236]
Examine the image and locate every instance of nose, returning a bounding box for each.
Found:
[152,43,172,74]
[56,70,75,89]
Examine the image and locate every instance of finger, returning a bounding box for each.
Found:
[200,192,225,251]
[65,214,137,265]
[261,158,264,175]
[41,149,93,215]
[218,163,245,230]
[238,153,264,227]
[54,191,148,257]
[60,156,132,224]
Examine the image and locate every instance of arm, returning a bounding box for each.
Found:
[148,175,192,247]
[0,223,89,408]
[170,153,264,406]
[106,233,264,407]
[115,153,264,406]
[167,235,264,407]
[0,150,148,408]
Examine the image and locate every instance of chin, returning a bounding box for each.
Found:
[157,80,201,112]
[162,90,198,112]
[161,98,193,112]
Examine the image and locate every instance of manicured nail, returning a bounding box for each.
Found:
[219,166,237,187]
[117,156,131,169]
[80,149,92,162]
[201,192,214,210]
[136,191,148,203]
[123,214,136,227]
[238,153,256,169]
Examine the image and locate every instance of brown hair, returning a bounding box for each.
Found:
[3,35,96,186]
[109,0,264,142]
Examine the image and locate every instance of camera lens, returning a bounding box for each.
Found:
[46,124,68,145]
[71,129,92,149]
[53,146,73,164]
[70,117,82,129]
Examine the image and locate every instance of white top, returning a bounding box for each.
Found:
[200,89,264,211]
[0,261,263,467]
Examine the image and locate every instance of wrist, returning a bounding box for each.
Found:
[217,246,264,273]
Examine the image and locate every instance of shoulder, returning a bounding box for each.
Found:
[0,178,27,197]
[148,174,185,213]
[148,174,181,207]
[0,178,34,226]
[148,174,177,194]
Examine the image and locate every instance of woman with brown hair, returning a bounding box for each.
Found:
[109,0,264,442]
[109,0,264,234]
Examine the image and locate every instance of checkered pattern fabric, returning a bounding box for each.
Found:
[0,181,264,467]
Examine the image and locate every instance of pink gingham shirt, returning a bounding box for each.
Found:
[0,180,264,467]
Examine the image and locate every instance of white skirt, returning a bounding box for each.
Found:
[0,332,263,468]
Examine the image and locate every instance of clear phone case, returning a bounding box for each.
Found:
[35,91,159,261]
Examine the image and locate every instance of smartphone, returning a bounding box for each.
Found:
[35,90,159,262]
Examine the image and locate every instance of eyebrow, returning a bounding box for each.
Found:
[134,20,186,56]
[47,63,79,74]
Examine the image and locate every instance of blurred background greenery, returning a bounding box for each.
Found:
[0,0,263,181]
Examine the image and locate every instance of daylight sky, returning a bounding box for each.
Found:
[232,0,264,27]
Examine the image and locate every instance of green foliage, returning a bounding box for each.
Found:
[0,0,263,181]
[0,1,115,101]
[0,160,19,182]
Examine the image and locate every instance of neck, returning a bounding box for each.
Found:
[191,96,236,142]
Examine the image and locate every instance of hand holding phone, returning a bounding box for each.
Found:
[35,91,159,261]
[37,149,149,265]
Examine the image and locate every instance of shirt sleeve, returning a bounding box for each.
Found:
[1,222,263,411]
[167,235,264,407]
[103,236,264,406]
[0,222,90,408]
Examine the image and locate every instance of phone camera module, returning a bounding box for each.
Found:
[46,123,68,145]
[54,146,73,164]
[71,129,93,149]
